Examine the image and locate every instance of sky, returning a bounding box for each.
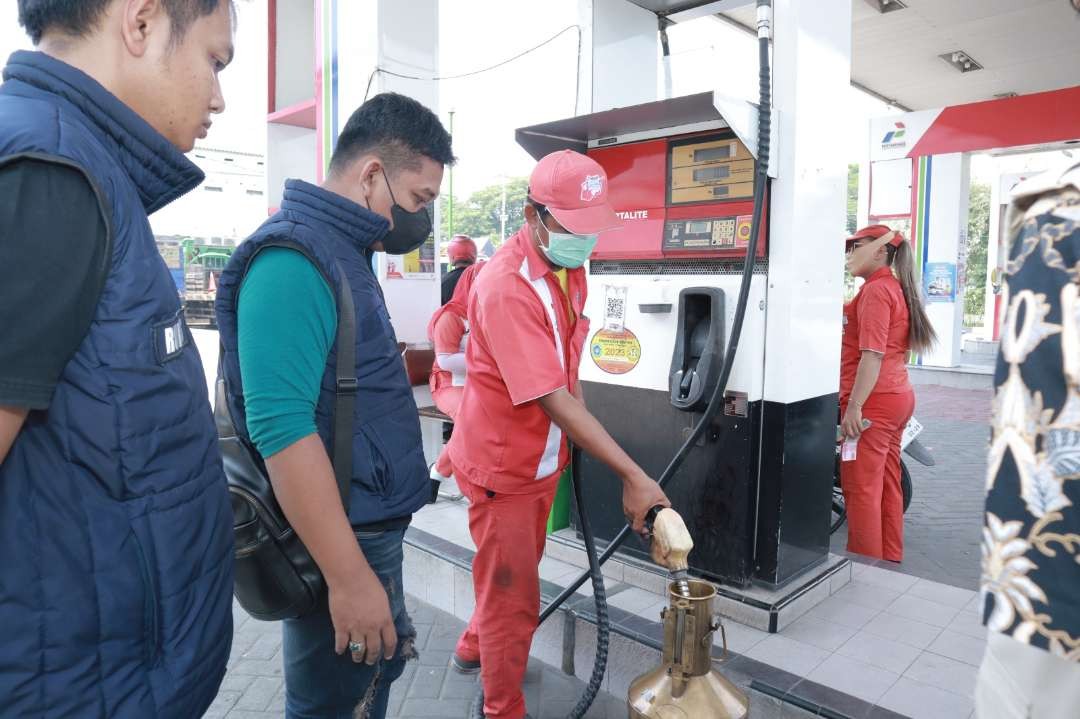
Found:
[433,0,583,196]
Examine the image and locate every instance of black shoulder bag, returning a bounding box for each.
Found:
[216,261,356,621]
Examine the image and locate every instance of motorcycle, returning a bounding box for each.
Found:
[830,416,935,534]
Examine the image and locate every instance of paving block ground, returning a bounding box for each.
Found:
[831,385,993,591]
[209,598,627,719]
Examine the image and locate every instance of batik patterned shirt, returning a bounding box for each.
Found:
[982,161,1080,661]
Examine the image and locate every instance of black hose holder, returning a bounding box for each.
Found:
[669,287,726,413]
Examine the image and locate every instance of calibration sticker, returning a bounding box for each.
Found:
[590,328,642,374]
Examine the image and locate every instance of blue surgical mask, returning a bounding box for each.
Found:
[535,214,598,269]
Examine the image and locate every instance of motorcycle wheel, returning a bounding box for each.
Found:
[901,459,912,511]
[831,458,913,535]
[831,454,846,533]
[830,492,847,534]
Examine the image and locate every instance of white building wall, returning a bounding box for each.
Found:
[151,146,267,241]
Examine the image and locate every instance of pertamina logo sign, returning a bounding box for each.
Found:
[881,122,907,150]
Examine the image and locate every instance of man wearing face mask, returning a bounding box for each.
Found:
[446,150,669,719]
[214,92,453,718]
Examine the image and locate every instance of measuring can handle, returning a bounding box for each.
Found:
[707,614,728,661]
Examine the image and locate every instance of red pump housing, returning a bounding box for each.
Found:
[586,131,768,261]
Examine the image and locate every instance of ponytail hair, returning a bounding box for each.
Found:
[887,241,937,354]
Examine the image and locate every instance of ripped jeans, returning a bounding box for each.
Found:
[282,527,417,719]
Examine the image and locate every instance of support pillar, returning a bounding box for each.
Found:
[577,0,659,114]
[755,0,852,585]
[910,153,969,367]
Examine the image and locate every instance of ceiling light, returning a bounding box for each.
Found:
[940,50,983,74]
[866,0,908,13]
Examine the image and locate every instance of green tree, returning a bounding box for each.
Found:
[846,163,859,235]
[964,181,991,318]
[440,176,530,253]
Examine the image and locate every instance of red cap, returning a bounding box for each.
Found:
[847,224,905,247]
[448,235,477,264]
[528,150,621,234]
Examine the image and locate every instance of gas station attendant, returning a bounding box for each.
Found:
[427,261,483,480]
[840,225,936,562]
[446,150,670,719]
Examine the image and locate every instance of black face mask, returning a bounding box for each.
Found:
[378,170,432,255]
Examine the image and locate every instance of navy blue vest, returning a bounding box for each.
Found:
[216,180,430,526]
[0,52,233,717]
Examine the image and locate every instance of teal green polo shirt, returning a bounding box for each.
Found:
[237,247,337,458]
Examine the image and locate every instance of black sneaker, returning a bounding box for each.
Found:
[450,652,482,675]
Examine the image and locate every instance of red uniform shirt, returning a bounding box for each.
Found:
[448,227,591,494]
[840,267,911,402]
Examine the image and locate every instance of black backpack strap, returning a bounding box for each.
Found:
[331,261,357,509]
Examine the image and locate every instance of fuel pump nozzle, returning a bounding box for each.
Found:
[645,506,694,597]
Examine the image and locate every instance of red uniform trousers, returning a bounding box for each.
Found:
[840,389,914,562]
[454,476,558,719]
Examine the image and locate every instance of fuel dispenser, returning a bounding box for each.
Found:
[516,91,833,590]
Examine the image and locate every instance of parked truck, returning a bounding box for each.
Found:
[155,238,186,298]
[181,239,235,328]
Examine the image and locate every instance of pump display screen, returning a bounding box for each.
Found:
[693,166,731,182]
[693,145,733,162]
[669,135,755,205]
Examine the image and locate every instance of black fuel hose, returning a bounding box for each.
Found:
[468,448,609,719]
[563,449,611,718]
[471,4,772,716]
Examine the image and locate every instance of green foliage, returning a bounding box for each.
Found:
[964,181,991,318]
[440,176,530,253]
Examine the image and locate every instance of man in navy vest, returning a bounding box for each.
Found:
[0,1,236,717]
[215,93,453,718]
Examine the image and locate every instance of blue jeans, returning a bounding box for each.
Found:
[282,528,416,719]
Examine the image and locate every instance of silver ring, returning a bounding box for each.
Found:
[348,640,365,654]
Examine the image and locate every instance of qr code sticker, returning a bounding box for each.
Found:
[606,296,625,319]
[603,285,628,332]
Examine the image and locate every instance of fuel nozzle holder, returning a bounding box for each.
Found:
[669,287,726,412]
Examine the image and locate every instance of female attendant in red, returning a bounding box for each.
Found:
[428,262,483,480]
[840,225,936,562]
